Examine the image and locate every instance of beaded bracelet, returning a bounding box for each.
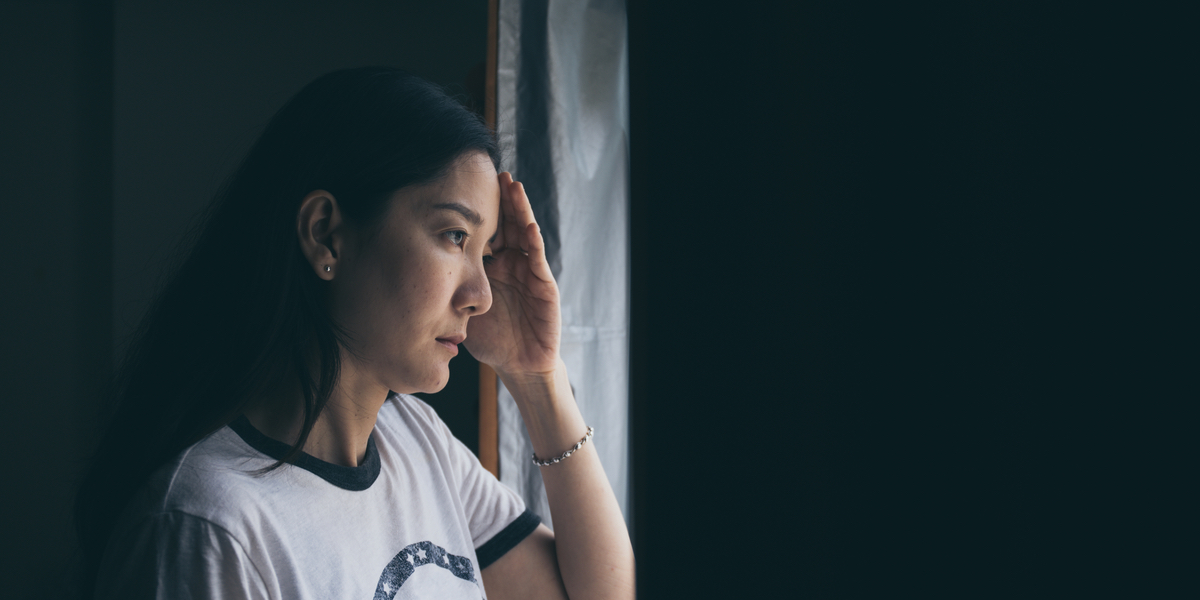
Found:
[531,426,594,466]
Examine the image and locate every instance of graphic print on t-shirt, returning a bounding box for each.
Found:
[373,540,476,599]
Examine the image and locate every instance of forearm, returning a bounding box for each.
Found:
[498,359,635,600]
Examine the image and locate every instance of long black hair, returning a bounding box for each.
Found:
[74,67,499,592]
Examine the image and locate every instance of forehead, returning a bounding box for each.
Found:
[408,153,500,223]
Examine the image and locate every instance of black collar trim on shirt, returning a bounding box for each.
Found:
[228,415,381,491]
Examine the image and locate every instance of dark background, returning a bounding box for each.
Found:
[1,1,1188,598]
[628,1,1186,597]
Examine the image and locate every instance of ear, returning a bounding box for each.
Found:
[296,190,344,280]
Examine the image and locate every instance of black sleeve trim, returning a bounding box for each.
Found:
[476,510,542,569]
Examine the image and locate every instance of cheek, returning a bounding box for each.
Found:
[338,233,463,352]
[375,252,456,331]
[334,252,414,332]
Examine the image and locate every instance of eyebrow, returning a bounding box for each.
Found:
[431,202,499,242]
[430,202,483,226]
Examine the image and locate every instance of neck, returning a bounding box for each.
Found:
[243,360,390,467]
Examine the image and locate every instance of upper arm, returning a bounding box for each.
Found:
[96,511,270,600]
[481,524,568,600]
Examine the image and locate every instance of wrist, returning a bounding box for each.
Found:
[496,358,588,458]
[495,357,569,401]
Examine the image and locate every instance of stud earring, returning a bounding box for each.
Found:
[324,265,331,272]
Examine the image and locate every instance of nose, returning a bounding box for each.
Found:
[455,257,492,316]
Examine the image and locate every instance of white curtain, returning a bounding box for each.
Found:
[495,0,630,529]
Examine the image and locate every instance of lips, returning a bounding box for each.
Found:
[436,333,466,355]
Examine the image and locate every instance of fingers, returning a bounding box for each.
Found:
[495,172,515,253]
[495,172,512,250]
[509,180,537,230]
[499,173,537,228]
[523,221,554,283]
[497,172,554,284]
[498,172,524,249]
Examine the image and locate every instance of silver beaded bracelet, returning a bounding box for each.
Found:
[531,426,594,466]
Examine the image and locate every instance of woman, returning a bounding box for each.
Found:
[74,67,633,599]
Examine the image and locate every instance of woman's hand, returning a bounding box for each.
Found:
[464,172,560,379]
[468,173,635,600]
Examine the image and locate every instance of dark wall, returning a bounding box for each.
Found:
[627,1,1178,597]
[0,2,485,597]
[0,1,111,596]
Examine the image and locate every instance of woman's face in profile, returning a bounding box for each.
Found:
[329,152,501,395]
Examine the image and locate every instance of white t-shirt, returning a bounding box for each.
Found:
[95,393,539,599]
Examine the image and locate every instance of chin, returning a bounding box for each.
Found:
[416,363,453,395]
[387,362,451,396]
[424,378,450,394]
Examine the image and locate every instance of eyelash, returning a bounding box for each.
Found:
[444,230,495,265]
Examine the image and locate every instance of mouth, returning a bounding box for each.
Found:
[436,333,466,356]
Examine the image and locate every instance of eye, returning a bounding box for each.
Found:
[483,254,496,265]
[444,230,467,247]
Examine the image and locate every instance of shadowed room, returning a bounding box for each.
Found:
[2,0,1178,598]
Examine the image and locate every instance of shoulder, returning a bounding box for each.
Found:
[100,426,279,591]
[130,426,280,530]
[375,393,484,483]
[96,506,269,599]
[376,392,455,444]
